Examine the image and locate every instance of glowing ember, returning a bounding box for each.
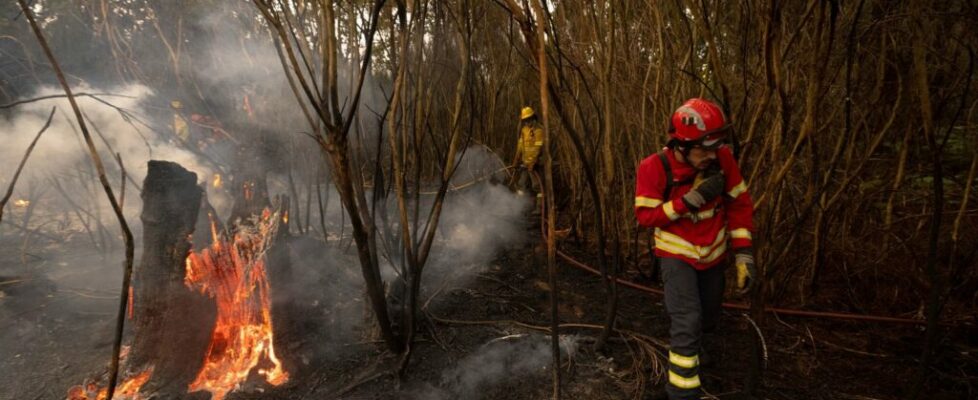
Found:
[183,209,288,400]
[66,368,152,400]
[213,174,223,188]
[13,199,29,208]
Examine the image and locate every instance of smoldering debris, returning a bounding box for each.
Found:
[274,175,529,346]
[382,144,530,288]
[420,180,529,288]
[409,334,581,400]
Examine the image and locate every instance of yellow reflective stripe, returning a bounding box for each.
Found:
[534,141,544,146]
[668,371,702,389]
[654,239,699,260]
[703,242,727,263]
[657,228,726,253]
[635,196,663,208]
[728,180,748,198]
[669,351,699,369]
[654,229,700,256]
[730,228,752,240]
[663,201,680,220]
[655,228,728,263]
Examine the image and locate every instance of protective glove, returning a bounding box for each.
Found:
[735,248,756,295]
[681,170,726,211]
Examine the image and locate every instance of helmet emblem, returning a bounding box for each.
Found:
[676,105,706,131]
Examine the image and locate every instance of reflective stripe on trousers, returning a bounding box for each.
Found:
[661,256,726,399]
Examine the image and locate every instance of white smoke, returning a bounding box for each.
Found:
[411,334,581,400]
[0,84,220,226]
[1,85,206,179]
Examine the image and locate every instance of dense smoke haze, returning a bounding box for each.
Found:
[3,0,973,399]
[1,2,532,398]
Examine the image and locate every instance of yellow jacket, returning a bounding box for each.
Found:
[173,113,189,142]
[517,124,544,167]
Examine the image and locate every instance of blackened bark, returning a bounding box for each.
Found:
[268,194,299,377]
[129,161,213,398]
[227,148,271,226]
[192,187,223,250]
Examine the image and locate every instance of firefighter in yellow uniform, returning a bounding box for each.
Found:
[511,106,545,212]
[171,100,190,143]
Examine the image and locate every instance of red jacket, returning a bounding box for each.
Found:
[634,146,754,270]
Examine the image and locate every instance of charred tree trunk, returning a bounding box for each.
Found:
[269,194,299,375]
[128,160,213,398]
[227,147,272,226]
[124,161,297,399]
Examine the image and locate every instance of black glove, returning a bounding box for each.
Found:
[681,172,726,211]
[703,162,722,178]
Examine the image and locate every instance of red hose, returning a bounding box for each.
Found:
[530,176,927,326]
[556,249,929,326]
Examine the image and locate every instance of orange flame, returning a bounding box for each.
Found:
[13,199,29,208]
[183,209,288,400]
[66,368,152,400]
[212,174,223,188]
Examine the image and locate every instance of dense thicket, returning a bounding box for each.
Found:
[3,0,976,389]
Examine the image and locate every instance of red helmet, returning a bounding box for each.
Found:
[668,98,729,149]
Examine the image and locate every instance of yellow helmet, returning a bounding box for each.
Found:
[170,100,183,109]
[520,106,536,120]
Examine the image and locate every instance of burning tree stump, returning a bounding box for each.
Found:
[70,160,295,400]
[128,160,214,399]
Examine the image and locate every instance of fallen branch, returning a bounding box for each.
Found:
[0,92,135,110]
[0,107,55,225]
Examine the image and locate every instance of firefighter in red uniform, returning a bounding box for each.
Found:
[635,98,756,399]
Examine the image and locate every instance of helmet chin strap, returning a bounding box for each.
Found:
[669,140,694,164]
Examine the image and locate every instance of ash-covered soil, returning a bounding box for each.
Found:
[1,229,975,400]
[0,236,123,400]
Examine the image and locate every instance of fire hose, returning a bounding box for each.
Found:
[555,248,931,326]
[523,170,932,326]
[397,156,933,327]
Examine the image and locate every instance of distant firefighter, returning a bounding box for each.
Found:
[511,106,545,212]
[170,100,190,143]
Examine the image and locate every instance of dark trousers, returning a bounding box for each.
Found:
[514,165,541,196]
[661,257,726,399]
[514,165,542,215]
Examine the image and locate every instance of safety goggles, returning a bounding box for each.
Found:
[684,125,730,151]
